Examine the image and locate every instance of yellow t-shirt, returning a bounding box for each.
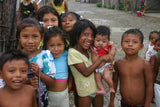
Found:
[68,48,98,97]
[52,0,65,15]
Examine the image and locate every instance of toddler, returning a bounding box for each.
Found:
[145,31,159,61]
[91,26,116,94]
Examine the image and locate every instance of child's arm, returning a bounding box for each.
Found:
[17,3,21,25]
[108,41,116,62]
[64,0,68,12]
[30,62,55,90]
[68,68,73,92]
[109,61,119,107]
[144,60,153,107]
[33,1,38,11]
[149,55,159,83]
[32,86,38,107]
[74,55,110,77]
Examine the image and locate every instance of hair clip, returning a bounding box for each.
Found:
[151,30,159,33]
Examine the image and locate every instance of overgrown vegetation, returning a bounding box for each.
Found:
[96,1,102,7]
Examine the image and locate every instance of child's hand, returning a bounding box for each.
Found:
[28,76,38,88]
[108,64,115,72]
[100,55,110,62]
[109,41,114,46]
[30,62,39,76]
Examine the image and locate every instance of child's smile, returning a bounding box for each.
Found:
[121,34,143,55]
[47,36,65,58]
[1,60,28,90]
[19,26,42,53]
[76,27,94,51]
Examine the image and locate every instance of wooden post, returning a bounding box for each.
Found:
[0,0,17,52]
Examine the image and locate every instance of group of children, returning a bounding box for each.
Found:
[0,3,160,107]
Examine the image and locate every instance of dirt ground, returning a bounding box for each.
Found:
[68,1,160,107]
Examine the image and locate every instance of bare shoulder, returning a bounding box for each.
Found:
[139,57,150,66]
[23,85,35,93]
[0,88,4,97]
[115,57,125,65]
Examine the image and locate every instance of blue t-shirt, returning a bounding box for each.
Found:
[54,50,68,81]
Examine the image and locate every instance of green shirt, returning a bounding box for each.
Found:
[68,48,98,97]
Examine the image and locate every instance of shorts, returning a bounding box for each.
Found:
[96,62,110,74]
[154,83,160,107]
[121,99,144,107]
[89,93,96,98]
[48,87,69,107]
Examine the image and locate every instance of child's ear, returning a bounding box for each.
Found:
[140,44,144,49]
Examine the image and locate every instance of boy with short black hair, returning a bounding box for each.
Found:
[109,29,153,107]
[0,50,37,107]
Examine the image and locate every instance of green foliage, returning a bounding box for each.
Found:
[103,5,106,8]
[96,2,102,7]
[108,5,115,9]
[118,2,124,10]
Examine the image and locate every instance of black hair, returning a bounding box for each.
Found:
[121,29,144,44]
[54,0,64,6]
[43,26,67,50]
[0,50,29,70]
[154,37,160,45]
[35,6,60,27]
[60,11,81,21]
[16,18,42,40]
[16,18,43,49]
[149,31,159,40]
[70,19,96,47]
[96,25,110,40]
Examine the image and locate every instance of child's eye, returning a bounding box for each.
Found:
[43,19,48,22]
[22,35,28,38]
[9,70,14,73]
[84,33,89,36]
[103,41,106,43]
[21,70,27,73]
[133,41,138,43]
[33,35,39,38]
[124,40,128,43]
[49,44,55,47]
[96,40,100,42]
[51,19,56,22]
[58,44,64,47]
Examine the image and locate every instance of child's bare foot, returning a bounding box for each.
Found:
[109,88,115,93]
[96,90,106,95]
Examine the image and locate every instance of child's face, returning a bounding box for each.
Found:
[77,27,94,50]
[47,36,65,58]
[94,34,109,49]
[42,13,59,30]
[61,14,77,32]
[1,59,28,90]
[150,33,158,44]
[154,40,160,52]
[121,34,143,55]
[19,26,42,53]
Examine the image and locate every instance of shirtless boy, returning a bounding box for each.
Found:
[0,50,37,107]
[109,29,153,107]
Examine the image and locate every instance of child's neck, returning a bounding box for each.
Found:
[22,49,41,59]
[74,46,89,58]
[4,85,24,94]
[125,53,139,61]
